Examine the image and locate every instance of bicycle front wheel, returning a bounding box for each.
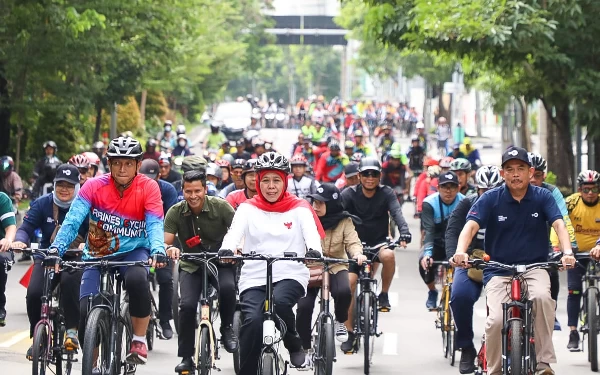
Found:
[261,352,276,375]
[32,324,49,375]
[82,308,111,375]
[362,294,372,375]
[508,319,523,375]
[588,287,599,371]
[172,263,180,335]
[315,322,335,375]
[197,326,212,375]
[232,310,243,374]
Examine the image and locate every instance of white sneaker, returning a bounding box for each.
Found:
[335,321,349,342]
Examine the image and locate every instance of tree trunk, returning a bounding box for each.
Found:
[0,62,11,156]
[518,97,532,151]
[546,104,574,190]
[438,92,451,122]
[475,91,482,137]
[93,102,103,143]
[139,89,147,131]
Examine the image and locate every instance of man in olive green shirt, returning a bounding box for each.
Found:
[163,170,236,373]
[0,192,17,326]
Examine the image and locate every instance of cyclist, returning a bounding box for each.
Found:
[49,136,167,365]
[205,122,228,151]
[549,170,600,350]
[450,158,477,196]
[226,159,258,210]
[340,157,411,351]
[172,135,193,157]
[158,120,176,152]
[139,159,178,339]
[82,152,103,177]
[12,164,88,355]
[205,163,222,196]
[163,170,238,372]
[381,146,410,203]
[351,130,373,157]
[216,159,233,187]
[459,137,482,170]
[173,155,208,202]
[218,159,245,198]
[159,154,182,185]
[219,151,325,373]
[419,171,464,309]
[406,136,425,175]
[415,121,428,151]
[297,183,366,364]
[233,139,251,160]
[0,191,16,327]
[529,152,577,331]
[0,156,23,210]
[344,141,355,159]
[453,146,576,375]
[377,124,394,155]
[142,139,161,161]
[92,141,108,172]
[32,141,62,200]
[415,165,441,218]
[68,154,93,185]
[339,162,360,190]
[445,165,503,373]
[447,143,466,158]
[288,154,319,200]
[314,141,349,183]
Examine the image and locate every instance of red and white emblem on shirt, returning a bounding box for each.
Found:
[284,222,292,229]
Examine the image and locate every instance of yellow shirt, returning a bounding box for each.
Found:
[551,193,600,250]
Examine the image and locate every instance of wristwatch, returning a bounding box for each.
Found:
[563,249,574,256]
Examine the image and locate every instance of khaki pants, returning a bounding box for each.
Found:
[485,269,556,375]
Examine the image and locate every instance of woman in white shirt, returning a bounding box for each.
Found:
[220,152,324,373]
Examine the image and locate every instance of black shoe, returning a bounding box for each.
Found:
[289,350,307,367]
[18,253,31,262]
[160,320,173,340]
[567,330,580,351]
[175,357,194,374]
[0,307,6,327]
[220,325,239,353]
[341,331,356,353]
[459,345,477,374]
[26,345,33,361]
[378,293,391,312]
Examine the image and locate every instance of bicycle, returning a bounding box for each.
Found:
[175,252,222,375]
[574,252,600,371]
[469,258,561,375]
[305,257,352,375]
[19,249,79,375]
[146,268,165,351]
[62,258,151,375]
[221,251,311,375]
[431,260,457,366]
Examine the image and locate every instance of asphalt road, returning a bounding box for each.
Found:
[0,128,591,374]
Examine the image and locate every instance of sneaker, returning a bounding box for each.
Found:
[554,318,561,331]
[126,341,148,365]
[378,293,391,312]
[567,330,580,351]
[459,345,477,374]
[174,357,194,373]
[426,290,438,310]
[160,320,173,340]
[0,307,5,327]
[64,330,79,351]
[335,321,349,342]
[289,350,307,368]
[341,331,356,353]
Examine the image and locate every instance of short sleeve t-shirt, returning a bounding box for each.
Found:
[466,184,562,284]
[0,192,16,237]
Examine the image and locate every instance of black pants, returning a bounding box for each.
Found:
[419,246,445,284]
[0,252,13,310]
[177,265,236,358]
[27,260,82,337]
[156,265,173,322]
[239,280,304,375]
[296,270,352,349]
[549,268,559,301]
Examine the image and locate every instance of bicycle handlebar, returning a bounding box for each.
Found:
[468,259,562,272]
[61,260,149,270]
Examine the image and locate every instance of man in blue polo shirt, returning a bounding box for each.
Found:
[453,146,576,375]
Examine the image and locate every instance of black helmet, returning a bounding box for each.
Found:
[255,152,290,173]
[242,159,258,175]
[106,137,143,160]
[43,140,57,151]
[358,156,382,173]
[92,141,105,153]
[232,158,246,170]
[146,138,157,149]
[328,141,341,151]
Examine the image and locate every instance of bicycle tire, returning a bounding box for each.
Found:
[82,308,111,375]
[32,324,49,375]
[315,322,335,375]
[448,321,456,366]
[508,319,522,375]
[119,302,137,375]
[261,352,276,375]
[440,307,448,358]
[589,287,598,371]
[232,310,243,374]
[363,294,371,375]
[146,320,155,351]
[198,326,211,375]
[172,263,180,335]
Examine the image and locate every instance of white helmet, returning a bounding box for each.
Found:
[206,162,223,180]
[416,122,425,129]
[475,165,503,189]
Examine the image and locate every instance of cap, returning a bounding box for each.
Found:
[140,159,159,179]
[54,164,80,185]
[453,143,460,149]
[307,183,341,202]
[344,162,359,178]
[501,146,531,167]
[438,171,459,186]
[181,155,207,173]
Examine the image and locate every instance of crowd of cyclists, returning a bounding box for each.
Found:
[0,93,599,375]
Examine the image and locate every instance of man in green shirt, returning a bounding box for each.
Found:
[0,191,17,326]
[163,170,237,373]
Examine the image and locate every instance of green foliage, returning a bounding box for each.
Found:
[144,90,169,121]
[546,171,557,186]
[100,97,141,136]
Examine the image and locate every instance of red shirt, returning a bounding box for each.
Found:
[226,189,250,210]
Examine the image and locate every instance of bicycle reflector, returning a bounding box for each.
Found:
[365,264,371,274]
[263,320,276,345]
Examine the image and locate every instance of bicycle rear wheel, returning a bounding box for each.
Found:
[232,310,242,374]
[82,308,111,375]
[588,288,598,371]
[508,319,523,375]
[32,324,49,375]
[362,294,372,375]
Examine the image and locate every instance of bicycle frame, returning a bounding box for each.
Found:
[354,262,378,338]
[33,264,61,365]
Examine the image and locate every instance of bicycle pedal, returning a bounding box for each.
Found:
[379,307,390,312]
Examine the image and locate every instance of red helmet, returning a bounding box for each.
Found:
[424,158,440,167]
[216,159,231,170]
[439,157,454,168]
[68,154,90,169]
[290,154,308,166]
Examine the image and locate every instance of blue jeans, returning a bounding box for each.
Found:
[450,268,483,349]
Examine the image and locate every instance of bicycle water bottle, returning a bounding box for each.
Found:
[263,319,276,345]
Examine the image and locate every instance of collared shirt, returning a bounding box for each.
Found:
[164,196,234,273]
[467,184,562,284]
[0,192,16,238]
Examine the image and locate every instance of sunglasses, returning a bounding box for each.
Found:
[582,187,600,194]
[360,171,381,178]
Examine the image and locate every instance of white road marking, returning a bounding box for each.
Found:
[0,330,29,348]
[382,332,398,355]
